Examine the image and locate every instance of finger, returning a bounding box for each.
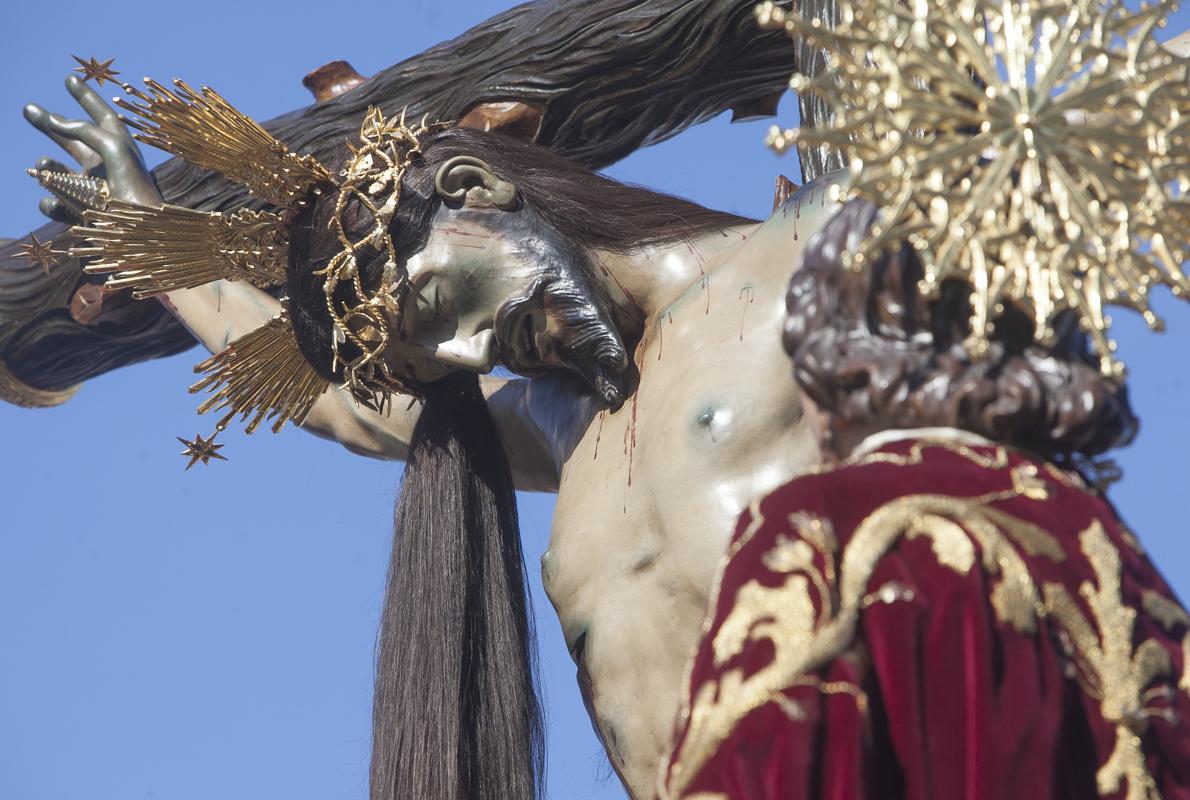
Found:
[35,156,76,175]
[23,104,114,157]
[39,197,81,225]
[65,74,121,132]
[23,104,94,166]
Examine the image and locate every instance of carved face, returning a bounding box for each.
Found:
[381,205,629,407]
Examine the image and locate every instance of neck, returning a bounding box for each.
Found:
[590,225,758,330]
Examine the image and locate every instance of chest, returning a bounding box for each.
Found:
[545,259,820,611]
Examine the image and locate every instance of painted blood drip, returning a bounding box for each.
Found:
[656,312,672,361]
[592,409,605,460]
[738,286,755,341]
[430,226,489,249]
[686,242,711,314]
[597,257,643,322]
[624,347,645,490]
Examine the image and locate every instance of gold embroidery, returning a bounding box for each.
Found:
[849,439,1010,472]
[1042,461,1089,491]
[1141,591,1190,699]
[1042,522,1174,800]
[1143,591,1190,632]
[1011,463,1052,501]
[862,581,917,609]
[788,511,838,584]
[763,535,818,574]
[774,694,806,721]
[817,679,869,714]
[661,493,1063,799]
[700,497,768,638]
[1118,522,1146,556]
[1183,639,1190,696]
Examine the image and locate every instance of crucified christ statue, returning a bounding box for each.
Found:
[7,4,1188,800]
[21,70,839,797]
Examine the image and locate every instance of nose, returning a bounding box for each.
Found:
[432,330,497,372]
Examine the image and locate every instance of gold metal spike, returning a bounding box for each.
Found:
[190,309,330,435]
[115,78,332,210]
[27,168,110,215]
[759,0,1190,378]
[73,200,289,297]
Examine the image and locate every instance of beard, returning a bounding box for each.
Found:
[494,226,630,409]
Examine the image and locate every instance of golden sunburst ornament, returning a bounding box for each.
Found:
[760,0,1189,377]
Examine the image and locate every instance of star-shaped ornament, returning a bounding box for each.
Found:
[17,234,64,274]
[177,431,228,469]
[71,55,120,87]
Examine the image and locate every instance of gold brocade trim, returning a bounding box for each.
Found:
[1042,523,1177,800]
[0,356,80,408]
[656,495,769,798]
[788,437,1086,492]
[1141,591,1190,701]
[1142,591,1190,633]
[853,440,1009,470]
[660,489,1063,799]
[1183,639,1190,696]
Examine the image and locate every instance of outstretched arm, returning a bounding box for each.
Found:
[24,76,562,491]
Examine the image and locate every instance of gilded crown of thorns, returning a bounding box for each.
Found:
[320,107,448,405]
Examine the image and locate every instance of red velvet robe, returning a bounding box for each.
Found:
[657,437,1190,800]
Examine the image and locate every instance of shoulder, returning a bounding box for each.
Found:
[482,372,599,491]
[753,170,846,251]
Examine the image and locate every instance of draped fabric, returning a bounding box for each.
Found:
[657,438,1190,800]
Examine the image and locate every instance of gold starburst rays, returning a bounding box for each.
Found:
[760,0,1189,377]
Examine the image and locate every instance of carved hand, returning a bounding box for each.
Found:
[24,74,161,222]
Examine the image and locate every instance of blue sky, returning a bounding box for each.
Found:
[0,2,1187,799]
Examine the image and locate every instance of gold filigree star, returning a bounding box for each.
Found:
[17,234,64,274]
[760,0,1190,378]
[71,55,120,87]
[177,431,228,469]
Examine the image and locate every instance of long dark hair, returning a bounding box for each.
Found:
[372,371,541,800]
[285,127,750,800]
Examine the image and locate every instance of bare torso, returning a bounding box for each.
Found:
[136,161,840,799]
[537,180,839,796]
